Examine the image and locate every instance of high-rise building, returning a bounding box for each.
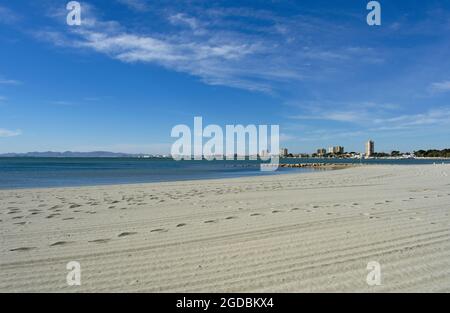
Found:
[329,146,344,154]
[366,140,375,157]
[317,148,327,156]
[280,148,288,157]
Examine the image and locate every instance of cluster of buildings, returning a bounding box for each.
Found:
[315,146,345,156]
[279,140,376,159]
[279,148,289,157]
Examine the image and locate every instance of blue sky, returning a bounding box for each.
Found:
[0,0,449,154]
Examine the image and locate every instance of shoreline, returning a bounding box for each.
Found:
[2,157,450,191]
[2,161,438,192]
[278,163,357,170]
[0,164,352,192]
[0,165,347,192]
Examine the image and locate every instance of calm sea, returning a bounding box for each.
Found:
[0,157,449,189]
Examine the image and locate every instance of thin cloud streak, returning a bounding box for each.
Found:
[0,5,22,25]
[429,81,450,93]
[116,0,149,12]
[0,128,22,137]
[0,78,22,85]
[290,106,450,134]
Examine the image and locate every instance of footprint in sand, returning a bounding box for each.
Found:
[10,247,36,252]
[118,232,138,237]
[225,216,238,220]
[151,228,168,233]
[46,214,60,219]
[50,241,74,247]
[204,220,218,224]
[272,210,283,214]
[69,204,82,209]
[89,239,111,244]
[250,213,264,217]
[176,223,187,227]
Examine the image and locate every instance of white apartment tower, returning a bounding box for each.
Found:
[366,140,375,157]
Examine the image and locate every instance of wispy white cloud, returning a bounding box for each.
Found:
[279,133,297,142]
[50,100,74,106]
[292,110,370,123]
[289,101,399,124]
[286,98,450,146]
[169,13,199,31]
[295,129,366,142]
[0,128,21,137]
[372,108,450,129]
[0,78,22,85]
[287,109,450,150]
[0,5,21,25]
[291,103,450,134]
[116,0,149,12]
[429,81,450,93]
[34,3,381,94]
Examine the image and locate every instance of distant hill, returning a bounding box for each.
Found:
[0,151,149,158]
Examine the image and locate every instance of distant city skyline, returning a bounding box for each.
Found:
[1,1,450,154]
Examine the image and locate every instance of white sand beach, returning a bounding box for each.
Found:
[1,164,450,292]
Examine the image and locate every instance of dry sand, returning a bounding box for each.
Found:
[1,164,450,292]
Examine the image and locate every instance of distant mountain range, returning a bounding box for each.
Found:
[0,151,157,158]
